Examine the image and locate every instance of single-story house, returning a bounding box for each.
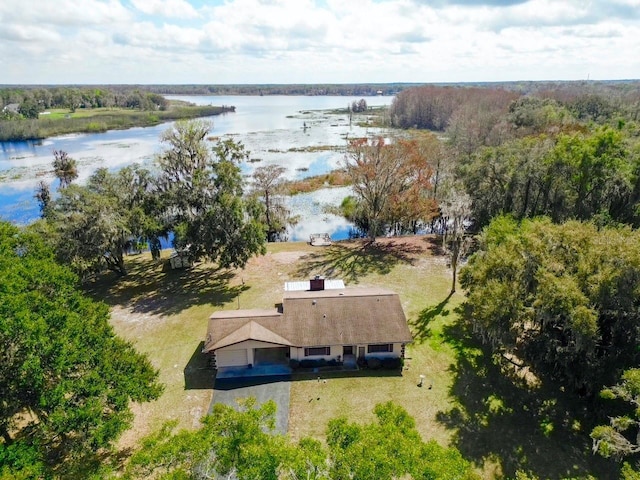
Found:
[2,103,19,114]
[203,278,413,373]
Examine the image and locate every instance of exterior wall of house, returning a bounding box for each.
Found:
[362,342,402,359]
[290,344,404,361]
[216,342,406,368]
[289,345,342,362]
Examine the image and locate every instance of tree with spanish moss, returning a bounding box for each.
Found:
[52,149,78,189]
[250,164,297,242]
[460,217,640,396]
[155,120,266,267]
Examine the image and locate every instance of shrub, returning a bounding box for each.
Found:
[367,357,382,370]
[289,359,299,369]
[357,357,368,368]
[382,357,402,369]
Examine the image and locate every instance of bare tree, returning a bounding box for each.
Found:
[344,136,437,241]
[250,164,296,242]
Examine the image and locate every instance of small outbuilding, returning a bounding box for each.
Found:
[309,233,332,246]
[169,251,192,270]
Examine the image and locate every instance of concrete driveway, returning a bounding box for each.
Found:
[210,375,291,434]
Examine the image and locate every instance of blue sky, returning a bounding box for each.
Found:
[1,0,638,84]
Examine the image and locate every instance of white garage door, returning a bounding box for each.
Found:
[216,349,248,367]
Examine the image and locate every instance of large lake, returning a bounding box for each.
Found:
[0,95,392,240]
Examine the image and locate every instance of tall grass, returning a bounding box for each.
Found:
[0,105,233,141]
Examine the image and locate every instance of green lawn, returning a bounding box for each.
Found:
[43,107,141,119]
[89,237,616,479]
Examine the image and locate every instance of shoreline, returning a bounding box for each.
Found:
[0,104,234,142]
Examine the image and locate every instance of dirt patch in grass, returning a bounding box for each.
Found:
[270,250,308,265]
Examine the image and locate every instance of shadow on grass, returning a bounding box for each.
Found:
[214,375,292,391]
[53,447,135,480]
[292,368,403,381]
[85,256,248,316]
[184,341,215,390]
[213,368,403,391]
[294,238,430,283]
[437,318,618,479]
[410,292,453,344]
[423,234,447,256]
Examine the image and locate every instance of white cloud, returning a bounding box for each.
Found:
[0,24,61,43]
[130,0,200,19]
[112,21,205,50]
[0,0,131,26]
[0,0,637,83]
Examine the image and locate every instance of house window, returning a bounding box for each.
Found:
[305,346,330,356]
[367,343,393,353]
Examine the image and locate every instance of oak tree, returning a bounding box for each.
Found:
[0,222,162,478]
[156,121,266,267]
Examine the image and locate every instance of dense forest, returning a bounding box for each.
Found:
[387,81,640,474]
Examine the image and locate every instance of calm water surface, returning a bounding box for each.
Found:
[0,95,392,239]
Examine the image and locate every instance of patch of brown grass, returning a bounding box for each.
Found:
[285,170,351,195]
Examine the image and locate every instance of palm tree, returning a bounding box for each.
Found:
[52,150,78,189]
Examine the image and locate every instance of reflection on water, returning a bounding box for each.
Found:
[0,95,393,239]
[286,186,354,242]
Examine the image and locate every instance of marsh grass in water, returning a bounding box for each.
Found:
[0,104,233,141]
[285,170,350,195]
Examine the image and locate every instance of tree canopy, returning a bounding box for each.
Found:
[38,121,267,279]
[460,216,640,396]
[52,149,78,190]
[0,221,163,478]
[155,121,266,267]
[45,165,157,277]
[125,399,478,480]
[343,135,438,239]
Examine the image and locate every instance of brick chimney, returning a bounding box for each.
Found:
[309,275,325,291]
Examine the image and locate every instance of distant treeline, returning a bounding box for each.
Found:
[3,80,639,99]
[389,81,640,131]
[143,84,411,96]
[0,83,419,98]
[0,86,170,116]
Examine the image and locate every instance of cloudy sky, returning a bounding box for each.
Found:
[1,0,639,84]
